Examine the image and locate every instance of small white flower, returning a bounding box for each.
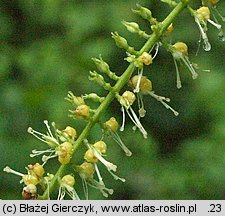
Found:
[170,42,198,88]
[194,6,224,50]
[57,175,80,200]
[130,76,179,116]
[87,143,117,172]
[104,117,132,156]
[119,91,148,139]
[27,120,59,147]
[148,91,179,116]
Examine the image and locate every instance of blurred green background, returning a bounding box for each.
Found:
[0,0,224,200]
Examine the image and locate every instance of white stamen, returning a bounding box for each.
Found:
[195,17,211,51]
[28,126,59,146]
[137,93,146,117]
[51,122,59,142]
[44,120,54,139]
[90,145,117,172]
[112,132,132,156]
[173,58,182,89]
[203,69,211,72]
[139,107,146,118]
[213,7,225,22]
[88,179,113,198]
[126,106,148,138]
[30,149,55,158]
[211,10,225,41]
[120,106,126,131]
[207,19,221,29]
[148,91,179,116]
[94,163,104,184]
[65,186,80,200]
[134,68,143,93]
[28,127,48,143]
[195,37,201,56]
[107,169,126,182]
[3,166,24,177]
[81,176,89,200]
[42,154,57,165]
[57,186,65,200]
[152,42,160,60]
[27,127,34,134]
[182,56,198,79]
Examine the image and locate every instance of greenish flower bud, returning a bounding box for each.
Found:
[58,154,72,165]
[83,93,105,103]
[66,91,85,107]
[161,0,177,7]
[56,142,73,164]
[92,56,109,73]
[133,4,153,21]
[111,32,128,48]
[122,21,140,33]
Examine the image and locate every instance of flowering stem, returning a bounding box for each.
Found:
[38,0,191,200]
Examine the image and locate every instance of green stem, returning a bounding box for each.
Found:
[39,0,190,200]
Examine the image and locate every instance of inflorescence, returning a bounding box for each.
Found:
[4,0,224,200]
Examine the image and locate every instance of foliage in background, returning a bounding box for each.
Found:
[0,0,224,199]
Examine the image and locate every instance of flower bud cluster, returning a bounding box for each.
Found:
[3,163,53,200]
[66,91,91,119]
[27,121,77,165]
